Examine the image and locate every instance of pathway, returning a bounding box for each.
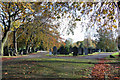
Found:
[2,51,115,61]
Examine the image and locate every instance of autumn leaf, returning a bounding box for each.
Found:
[4,72,8,75]
[112,25,117,28]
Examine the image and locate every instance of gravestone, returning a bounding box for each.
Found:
[31,47,34,53]
[57,46,69,55]
[3,46,9,56]
[84,48,88,55]
[49,49,52,55]
[81,48,84,55]
[19,49,22,55]
[9,48,13,56]
[72,46,78,56]
[35,48,37,52]
[23,49,27,55]
[53,46,57,55]
[99,49,101,52]
[69,46,72,53]
[88,48,92,54]
[78,47,84,55]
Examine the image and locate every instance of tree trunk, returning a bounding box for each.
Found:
[0,41,2,56]
[13,31,17,56]
[0,27,2,56]
[1,32,9,56]
[117,2,120,57]
[26,45,30,54]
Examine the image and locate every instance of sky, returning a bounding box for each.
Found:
[57,2,118,43]
[60,26,85,42]
[58,12,98,43]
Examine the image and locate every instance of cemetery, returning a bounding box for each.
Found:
[1,1,120,79]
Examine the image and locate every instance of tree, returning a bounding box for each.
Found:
[65,38,73,47]
[16,15,64,53]
[96,28,117,52]
[0,2,119,56]
[0,2,34,56]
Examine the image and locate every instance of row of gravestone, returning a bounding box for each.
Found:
[3,46,38,56]
[50,46,100,56]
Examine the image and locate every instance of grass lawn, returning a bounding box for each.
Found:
[105,52,120,78]
[46,52,106,57]
[106,52,120,59]
[2,58,99,78]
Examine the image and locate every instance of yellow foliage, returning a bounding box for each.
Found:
[74,5,76,8]
[112,25,117,28]
[107,27,112,30]
[51,17,56,19]
[68,16,71,18]
[97,18,101,22]
[113,19,116,22]
[50,2,53,5]
[52,7,54,10]
[0,24,4,29]
[103,10,107,14]
[60,5,62,8]
[90,9,92,12]
[82,4,85,8]
[11,20,22,31]
[98,14,100,17]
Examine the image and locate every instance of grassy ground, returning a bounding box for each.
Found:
[46,52,105,57]
[106,52,119,59]
[2,58,99,78]
[105,52,120,78]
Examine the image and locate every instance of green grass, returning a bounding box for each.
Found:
[88,52,100,55]
[106,52,119,59]
[46,52,104,57]
[111,52,119,56]
[2,55,28,58]
[2,52,38,58]
[2,58,98,78]
[46,53,73,56]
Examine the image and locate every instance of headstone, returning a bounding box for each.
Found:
[21,50,23,55]
[88,48,92,54]
[57,46,69,55]
[35,48,38,52]
[84,48,88,55]
[3,46,9,56]
[69,46,72,53]
[99,49,101,52]
[81,48,84,55]
[49,49,52,55]
[53,46,57,55]
[72,46,78,56]
[23,49,27,55]
[78,47,82,55]
[9,48,13,56]
[31,47,34,52]
[78,47,84,55]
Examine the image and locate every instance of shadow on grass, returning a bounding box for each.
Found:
[2,60,120,65]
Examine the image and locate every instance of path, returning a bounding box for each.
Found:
[82,52,113,59]
[3,51,114,61]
